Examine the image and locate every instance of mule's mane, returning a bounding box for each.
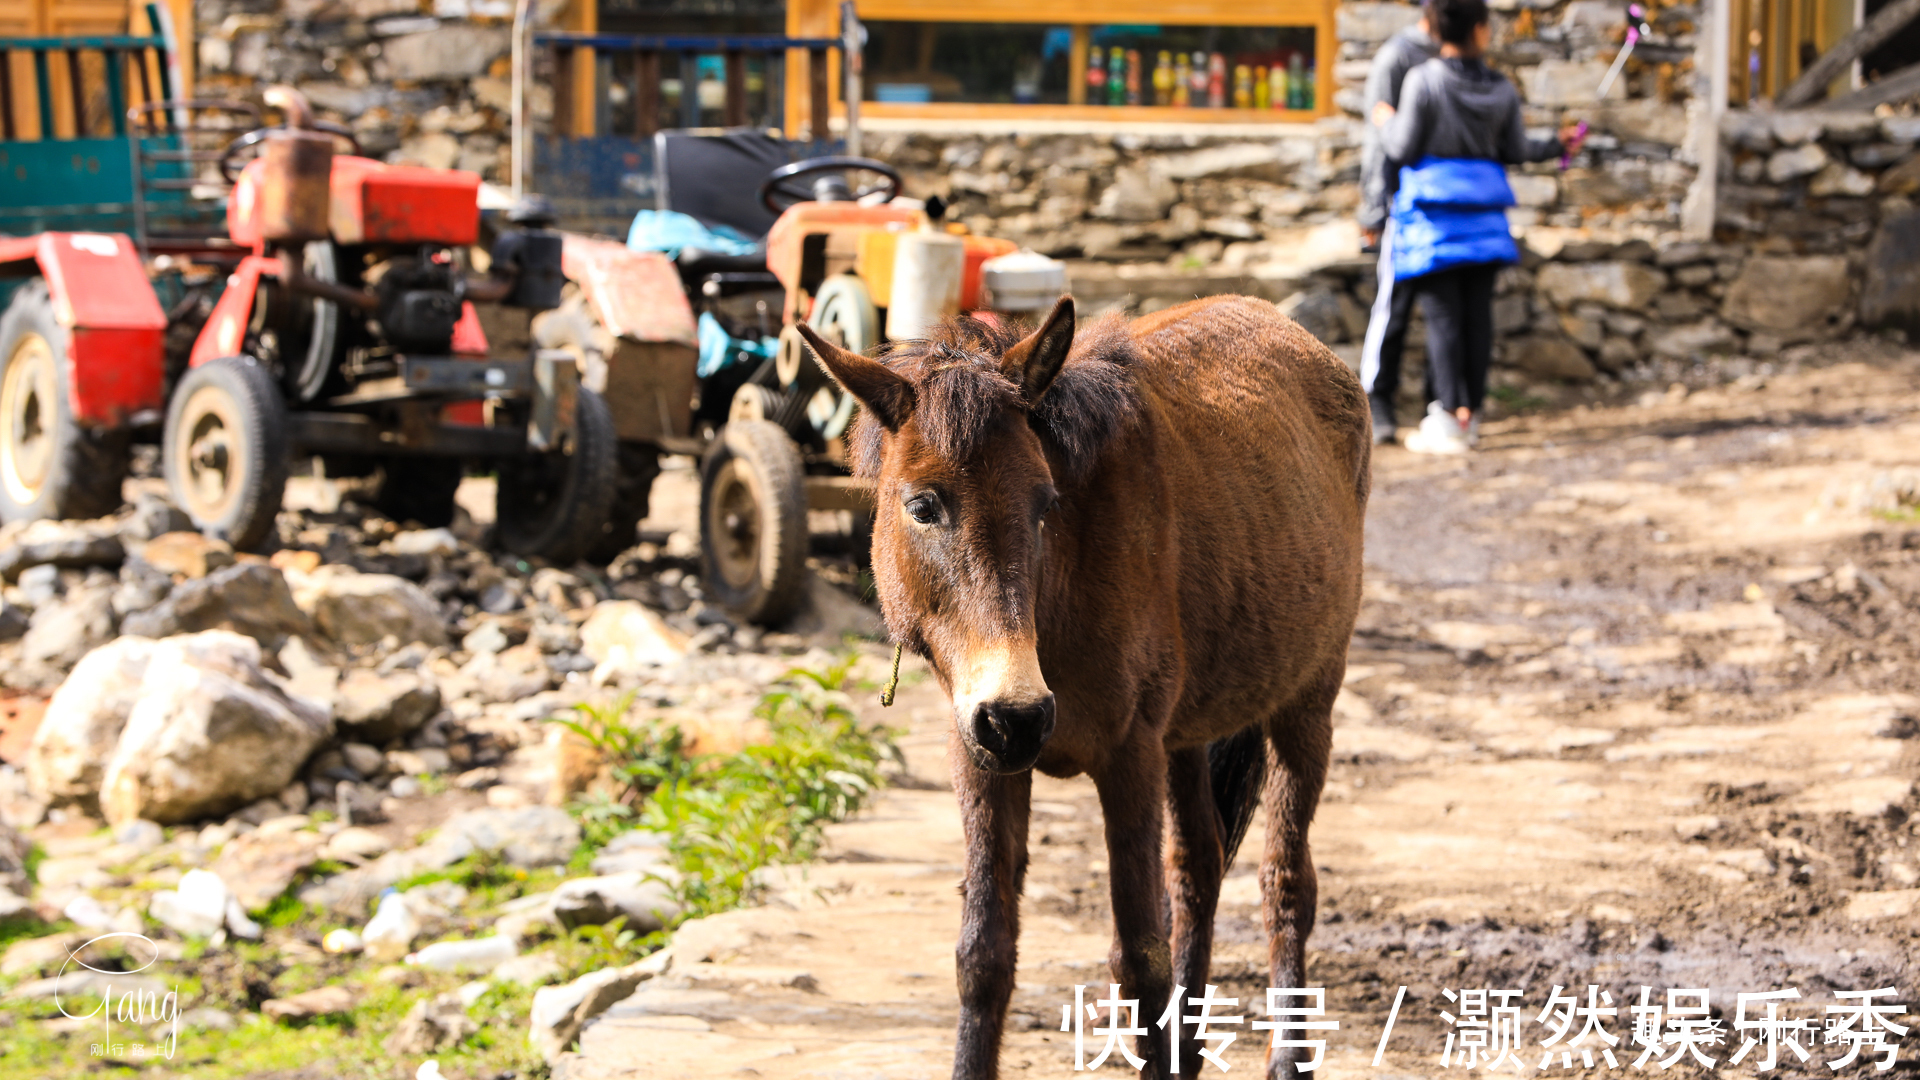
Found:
[847,313,1140,482]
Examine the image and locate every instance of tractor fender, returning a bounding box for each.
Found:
[0,232,166,427]
[556,234,698,446]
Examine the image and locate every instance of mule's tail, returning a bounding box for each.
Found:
[1207,725,1266,867]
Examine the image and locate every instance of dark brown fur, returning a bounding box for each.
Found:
[804,295,1369,1079]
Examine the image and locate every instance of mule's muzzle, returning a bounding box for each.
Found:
[966,694,1056,773]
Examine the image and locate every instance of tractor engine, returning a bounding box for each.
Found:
[370,254,462,355]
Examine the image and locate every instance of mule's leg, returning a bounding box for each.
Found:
[1164,744,1225,1066]
[1260,674,1337,1079]
[1094,731,1174,1079]
[951,731,1033,1080]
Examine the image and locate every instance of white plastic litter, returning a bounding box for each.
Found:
[323,928,365,954]
[361,888,421,961]
[404,934,518,974]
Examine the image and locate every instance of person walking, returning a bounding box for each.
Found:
[1357,5,1437,445]
[1379,0,1584,455]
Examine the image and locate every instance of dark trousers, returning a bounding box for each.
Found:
[1413,263,1498,415]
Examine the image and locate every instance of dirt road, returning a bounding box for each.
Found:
[563,343,1920,1080]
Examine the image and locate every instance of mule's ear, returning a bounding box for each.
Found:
[797,323,916,431]
[999,296,1075,407]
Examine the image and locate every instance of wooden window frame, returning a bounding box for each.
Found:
[787,0,1336,127]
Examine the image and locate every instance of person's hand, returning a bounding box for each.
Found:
[1371,100,1396,127]
[1559,122,1587,154]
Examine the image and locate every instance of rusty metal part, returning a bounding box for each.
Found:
[262,85,314,130]
[255,128,334,243]
[275,250,376,311]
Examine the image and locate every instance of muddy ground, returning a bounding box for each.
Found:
[557,342,1920,1080]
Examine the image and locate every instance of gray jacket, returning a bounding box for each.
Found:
[1379,57,1563,205]
[1358,23,1437,232]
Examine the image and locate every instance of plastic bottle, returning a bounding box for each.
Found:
[361,888,420,961]
[1107,48,1125,105]
[1207,53,1227,108]
[1172,54,1192,107]
[1304,61,1317,110]
[1153,50,1173,106]
[1125,49,1142,106]
[1288,52,1306,109]
[1253,64,1271,109]
[1087,46,1106,101]
[1269,64,1286,110]
[1233,64,1252,109]
[405,934,519,974]
[1190,52,1208,103]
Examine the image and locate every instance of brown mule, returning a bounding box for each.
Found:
[800,294,1369,1079]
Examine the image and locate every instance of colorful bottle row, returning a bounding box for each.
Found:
[1086,48,1315,110]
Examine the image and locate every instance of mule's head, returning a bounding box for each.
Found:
[800,299,1084,774]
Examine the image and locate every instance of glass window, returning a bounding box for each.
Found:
[863,22,1075,104]
[860,22,1317,110]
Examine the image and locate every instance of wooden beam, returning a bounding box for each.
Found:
[724,48,745,126]
[1779,0,1920,107]
[1819,58,1920,110]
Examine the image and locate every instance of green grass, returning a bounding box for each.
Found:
[1871,505,1920,523]
[1489,384,1551,411]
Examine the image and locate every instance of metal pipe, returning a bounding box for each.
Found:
[275,250,378,311]
[511,0,532,198]
[842,1,861,157]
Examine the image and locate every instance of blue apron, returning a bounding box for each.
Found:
[1389,157,1520,282]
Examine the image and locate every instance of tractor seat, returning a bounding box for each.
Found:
[676,245,768,279]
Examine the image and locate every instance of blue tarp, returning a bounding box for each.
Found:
[627,209,759,260]
[697,311,778,378]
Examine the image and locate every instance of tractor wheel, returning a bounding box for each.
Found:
[495,387,618,565]
[699,419,807,625]
[0,279,129,523]
[586,441,662,564]
[162,356,289,552]
[805,274,875,440]
[374,458,464,529]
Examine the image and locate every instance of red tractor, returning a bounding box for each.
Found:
[0,86,649,563]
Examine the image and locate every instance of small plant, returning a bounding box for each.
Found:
[1489,384,1550,411]
[548,690,692,806]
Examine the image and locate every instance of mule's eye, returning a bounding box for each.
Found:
[905,493,941,525]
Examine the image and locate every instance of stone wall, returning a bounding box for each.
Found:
[190,0,553,182]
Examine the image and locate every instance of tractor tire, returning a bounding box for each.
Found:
[586,441,662,563]
[495,387,618,565]
[0,279,129,523]
[699,419,807,625]
[374,458,464,529]
[162,355,289,552]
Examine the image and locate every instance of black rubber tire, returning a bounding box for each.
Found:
[0,279,129,523]
[162,355,289,552]
[699,419,808,625]
[586,441,662,563]
[374,458,464,528]
[495,387,618,565]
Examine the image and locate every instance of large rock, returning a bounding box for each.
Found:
[385,993,479,1055]
[1277,288,1348,345]
[210,828,328,911]
[1586,98,1690,147]
[1721,255,1852,338]
[380,24,510,81]
[21,584,117,671]
[1506,336,1596,380]
[440,806,581,867]
[1524,59,1628,106]
[1151,143,1299,182]
[0,522,123,582]
[99,631,333,825]
[334,669,442,744]
[138,533,233,579]
[552,872,680,933]
[292,567,448,647]
[1536,261,1666,310]
[26,636,156,809]
[1650,320,1737,359]
[1766,142,1828,182]
[529,951,671,1063]
[1091,166,1176,222]
[1860,210,1920,335]
[120,563,312,648]
[1336,1,1423,43]
[580,601,688,675]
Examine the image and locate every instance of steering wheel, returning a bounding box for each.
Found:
[759,156,902,214]
[219,120,361,183]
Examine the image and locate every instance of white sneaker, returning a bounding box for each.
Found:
[1404,402,1470,455]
